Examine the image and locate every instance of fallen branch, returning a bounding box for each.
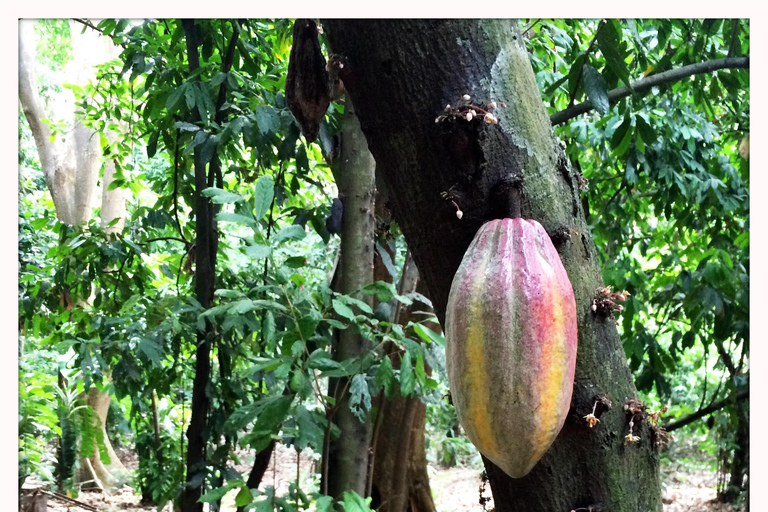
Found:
[663,388,749,432]
[550,57,750,126]
[38,489,100,512]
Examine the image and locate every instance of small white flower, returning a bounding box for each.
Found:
[465,111,474,121]
[462,94,471,102]
[456,210,464,219]
[484,113,497,124]
[488,101,497,110]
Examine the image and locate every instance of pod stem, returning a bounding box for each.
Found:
[489,174,523,220]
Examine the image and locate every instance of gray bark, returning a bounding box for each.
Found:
[326,96,377,501]
[324,19,662,512]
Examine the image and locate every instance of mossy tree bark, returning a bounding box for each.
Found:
[324,19,662,512]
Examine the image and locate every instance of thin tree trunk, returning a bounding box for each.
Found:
[181,19,217,512]
[324,19,662,512]
[712,338,749,503]
[235,441,276,512]
[370,254,436,512]
[325,96,376,502]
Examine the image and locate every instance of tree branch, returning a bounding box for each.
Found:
[550,57,750,126]
[141,236,192,247]
[663,388,749,432]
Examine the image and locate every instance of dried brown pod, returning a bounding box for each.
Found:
[285,19,330,143]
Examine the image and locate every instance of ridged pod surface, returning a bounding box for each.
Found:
[445,218,578,478]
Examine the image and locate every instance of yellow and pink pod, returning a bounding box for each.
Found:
[445,218,578,478]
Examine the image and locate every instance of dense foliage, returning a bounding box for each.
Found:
[19,18,748,511]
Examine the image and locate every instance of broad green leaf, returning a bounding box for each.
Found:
[217,212,258,229]
[361,281,396,303]
[246,244,271,259]
[253,175,275,220]
[255,105,280,135]
[263,310,276,348]
[349,374,371,422]
[166,83,187,113]
[199,482,240,503]
[400,351,415,396]
[343,491,375,512]
[596,20,634,91]
[234,486,253,507]
[582,64,609,115]
[225,393,294,433]
[138,337,163,365]
[610,114,631,150]
[376,357,395,399]
[411,323,445,347]
[315,496,334,512]
[202,187,245,204]
[273,225,306,242]
[332,299,356,320]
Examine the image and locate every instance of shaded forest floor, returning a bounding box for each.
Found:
[29,443,741,512]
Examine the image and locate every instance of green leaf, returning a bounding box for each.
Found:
[343,491,375,512]
[400,351,415,396]
[253,175,275,220]
[234,486,253,507]
[246,244,271,259]
[361,281,397,303]
[411,323,445,347]
[263,311,276,348]
[138,337,163,365]
[332,299,356,321]
[273,225,306,242]
[166,83,187,113]
[217,212,258,229]
[284,256,307,269]
[202,187,245,204]
[610,114,631,150]
[635,114,655,147]
[349,374,371,422]
[596,20,634,91]
[582,64,609,115]
[255,105,280,135]
[315,495,334,512]
[199,482,239,503]
[229,299,255,315]
[376,357,395,399]
[374,241,397,279]
[225,393,294,433]
[338,295,373,315]
[147,130,160,158]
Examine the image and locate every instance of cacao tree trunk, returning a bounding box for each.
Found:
[324,19,662,512]
[325,96,376,501]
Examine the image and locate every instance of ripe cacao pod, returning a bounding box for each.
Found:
[445,218,578,478]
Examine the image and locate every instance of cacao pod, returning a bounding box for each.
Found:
[445,218,578,478]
